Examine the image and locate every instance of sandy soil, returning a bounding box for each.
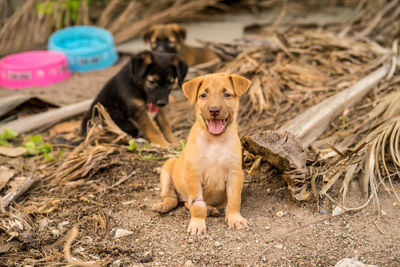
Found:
[0,58,399,267]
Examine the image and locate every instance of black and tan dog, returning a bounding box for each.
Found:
[81,50,188,146]
[142,23,218,67]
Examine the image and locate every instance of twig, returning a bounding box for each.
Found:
[1,174,43,210]
[64,226,99,267]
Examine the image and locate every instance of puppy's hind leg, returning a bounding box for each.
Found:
[152,158,178,213]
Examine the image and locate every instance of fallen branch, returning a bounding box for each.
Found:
[0,99,93,135]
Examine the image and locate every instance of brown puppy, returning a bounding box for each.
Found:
[142,23,218,67]
[152,73,251,235]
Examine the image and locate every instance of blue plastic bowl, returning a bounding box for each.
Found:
[48,26,118,72]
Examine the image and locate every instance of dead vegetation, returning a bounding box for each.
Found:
[0,0,399,265]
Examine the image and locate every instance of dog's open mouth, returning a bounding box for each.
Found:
[206,118,229,135]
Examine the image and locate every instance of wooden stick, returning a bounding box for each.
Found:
[0,99,93,135]
[280,63,391,148]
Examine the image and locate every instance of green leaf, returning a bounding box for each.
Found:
[180,141,187,152]
[141,153,153,160]
[3,128,18,139]
[0,139,9,147]
[128,139,137,151]
[43,153,54,161]
[24,141,38,155]
[58,150,63,159]
[29,135,44,144]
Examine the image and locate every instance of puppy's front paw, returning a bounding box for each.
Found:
[187,218,206,235]
[226,214,248,230]
[152,202,170,213]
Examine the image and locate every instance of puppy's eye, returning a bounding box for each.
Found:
[200,93,207,99]
[167,78,175,84]
[148,80,157,86]
[224,93,232,98]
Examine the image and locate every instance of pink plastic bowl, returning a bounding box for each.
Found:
[0,51,71,89]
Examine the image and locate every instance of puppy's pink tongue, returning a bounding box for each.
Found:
[148,103,159,113]
[208,119,224,135]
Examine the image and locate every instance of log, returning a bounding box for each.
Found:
[242,63,391,201]
[0,99,93,134]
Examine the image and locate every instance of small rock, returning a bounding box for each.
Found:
[319,209,327,215]
[51,229,60,236]
[323,221,329,225]
[83,236,93,244]
[274,243,284,249]
[276,211,284,217]
[115,229,134,239]
[38,218,52,230]
[381,209,387,216]
[335,258,377,267]
[265,226,271,230]
[136,138,147,144]
[111,259,121,267]
[185,260,195,267]
[332,205,344,216]
[58,221,69,231]
[214,241,222,247]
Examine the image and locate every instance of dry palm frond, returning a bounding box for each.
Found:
[44,104,127,186]
[340,0,400,45]
[111,0,223,44]
[316,90,400,212]
[0,0,91,56]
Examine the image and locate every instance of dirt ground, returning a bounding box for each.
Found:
[0,58,400,267]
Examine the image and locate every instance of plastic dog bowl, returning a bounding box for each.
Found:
[0,51,71,89]
[48,26,118,72]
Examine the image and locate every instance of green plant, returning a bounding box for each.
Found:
[128,139,138,151]
[37,0,92,28]
[23,135,60,161]
[0,128,18,146]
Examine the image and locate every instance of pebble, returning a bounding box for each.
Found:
[185,260,195,267]
[276,211,285,217]
[214,241,222,247]
[335,258,377,267]
[274,243,284,249]
[114,229,134,239]
[319,209,327,215]
[57,221,70,231]
[332,205,344,216]
[265,226,271,230]
[111,259,121,267]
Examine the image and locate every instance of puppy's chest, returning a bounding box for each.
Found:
[194,137,239,185]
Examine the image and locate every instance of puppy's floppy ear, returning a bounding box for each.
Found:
[171,24,187,43]
[174,58,188,87]
[142,26,155,43]
[130,50,154,83]
[182,76,203,105]
[229,74,251,96]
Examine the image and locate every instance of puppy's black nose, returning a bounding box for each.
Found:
[156,99,167,107]
[209,107,220,117]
